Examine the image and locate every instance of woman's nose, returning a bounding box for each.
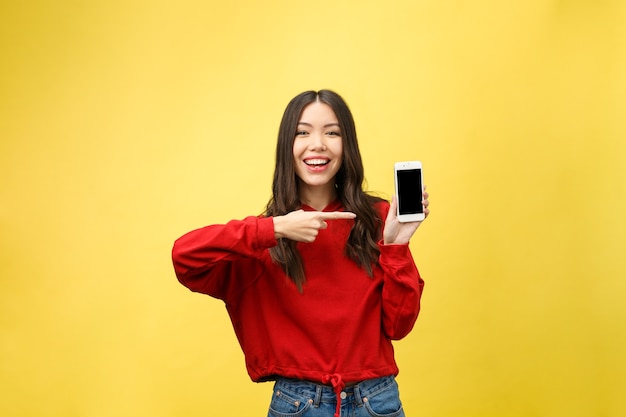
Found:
[308,133,326,150]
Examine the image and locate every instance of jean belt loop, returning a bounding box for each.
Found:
[313,383,322,408]
[353,383,364,406]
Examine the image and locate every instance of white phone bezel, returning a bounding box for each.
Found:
[394,160,425,223]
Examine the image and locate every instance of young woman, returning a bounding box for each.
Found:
[172,90,430,417]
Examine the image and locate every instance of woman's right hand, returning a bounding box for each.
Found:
[273,210,356,243]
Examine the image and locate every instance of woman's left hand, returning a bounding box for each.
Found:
[383,188,430,245]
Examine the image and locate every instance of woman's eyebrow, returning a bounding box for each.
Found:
[297,122,340,128]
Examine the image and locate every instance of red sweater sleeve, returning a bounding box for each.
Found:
[378,242,424,340]
[374,200,424,340]
[171,216,277,301]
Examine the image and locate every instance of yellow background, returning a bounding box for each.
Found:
[1,1,625,416]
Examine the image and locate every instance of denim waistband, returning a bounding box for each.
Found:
[273,375,397,406]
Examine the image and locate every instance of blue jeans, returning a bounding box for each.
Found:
[267,375,405,417]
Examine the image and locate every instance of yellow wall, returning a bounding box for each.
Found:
[1,1,625,416]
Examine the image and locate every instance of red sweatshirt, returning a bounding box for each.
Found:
[172,199,424,388]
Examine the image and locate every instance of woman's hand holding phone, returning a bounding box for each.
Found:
[383,189,429,245]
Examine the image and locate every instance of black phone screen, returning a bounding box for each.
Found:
[397,169,423,215]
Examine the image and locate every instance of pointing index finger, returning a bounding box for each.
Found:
[317,211,357,220]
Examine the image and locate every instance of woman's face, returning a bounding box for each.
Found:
[293,101,343,192]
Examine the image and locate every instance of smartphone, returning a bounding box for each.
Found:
[394,161,425,222]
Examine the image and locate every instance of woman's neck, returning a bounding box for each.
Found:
[299,184,337,211]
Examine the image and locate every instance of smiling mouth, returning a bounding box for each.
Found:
[304,158,330,167]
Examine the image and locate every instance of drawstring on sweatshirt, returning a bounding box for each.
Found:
[322,373,346,417]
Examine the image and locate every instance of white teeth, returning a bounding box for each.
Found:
[305,159,329,166]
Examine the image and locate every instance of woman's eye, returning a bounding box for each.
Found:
[296,131,308,136]
[327,131,341,136]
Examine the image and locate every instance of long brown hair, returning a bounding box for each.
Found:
[265,90,384,291]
